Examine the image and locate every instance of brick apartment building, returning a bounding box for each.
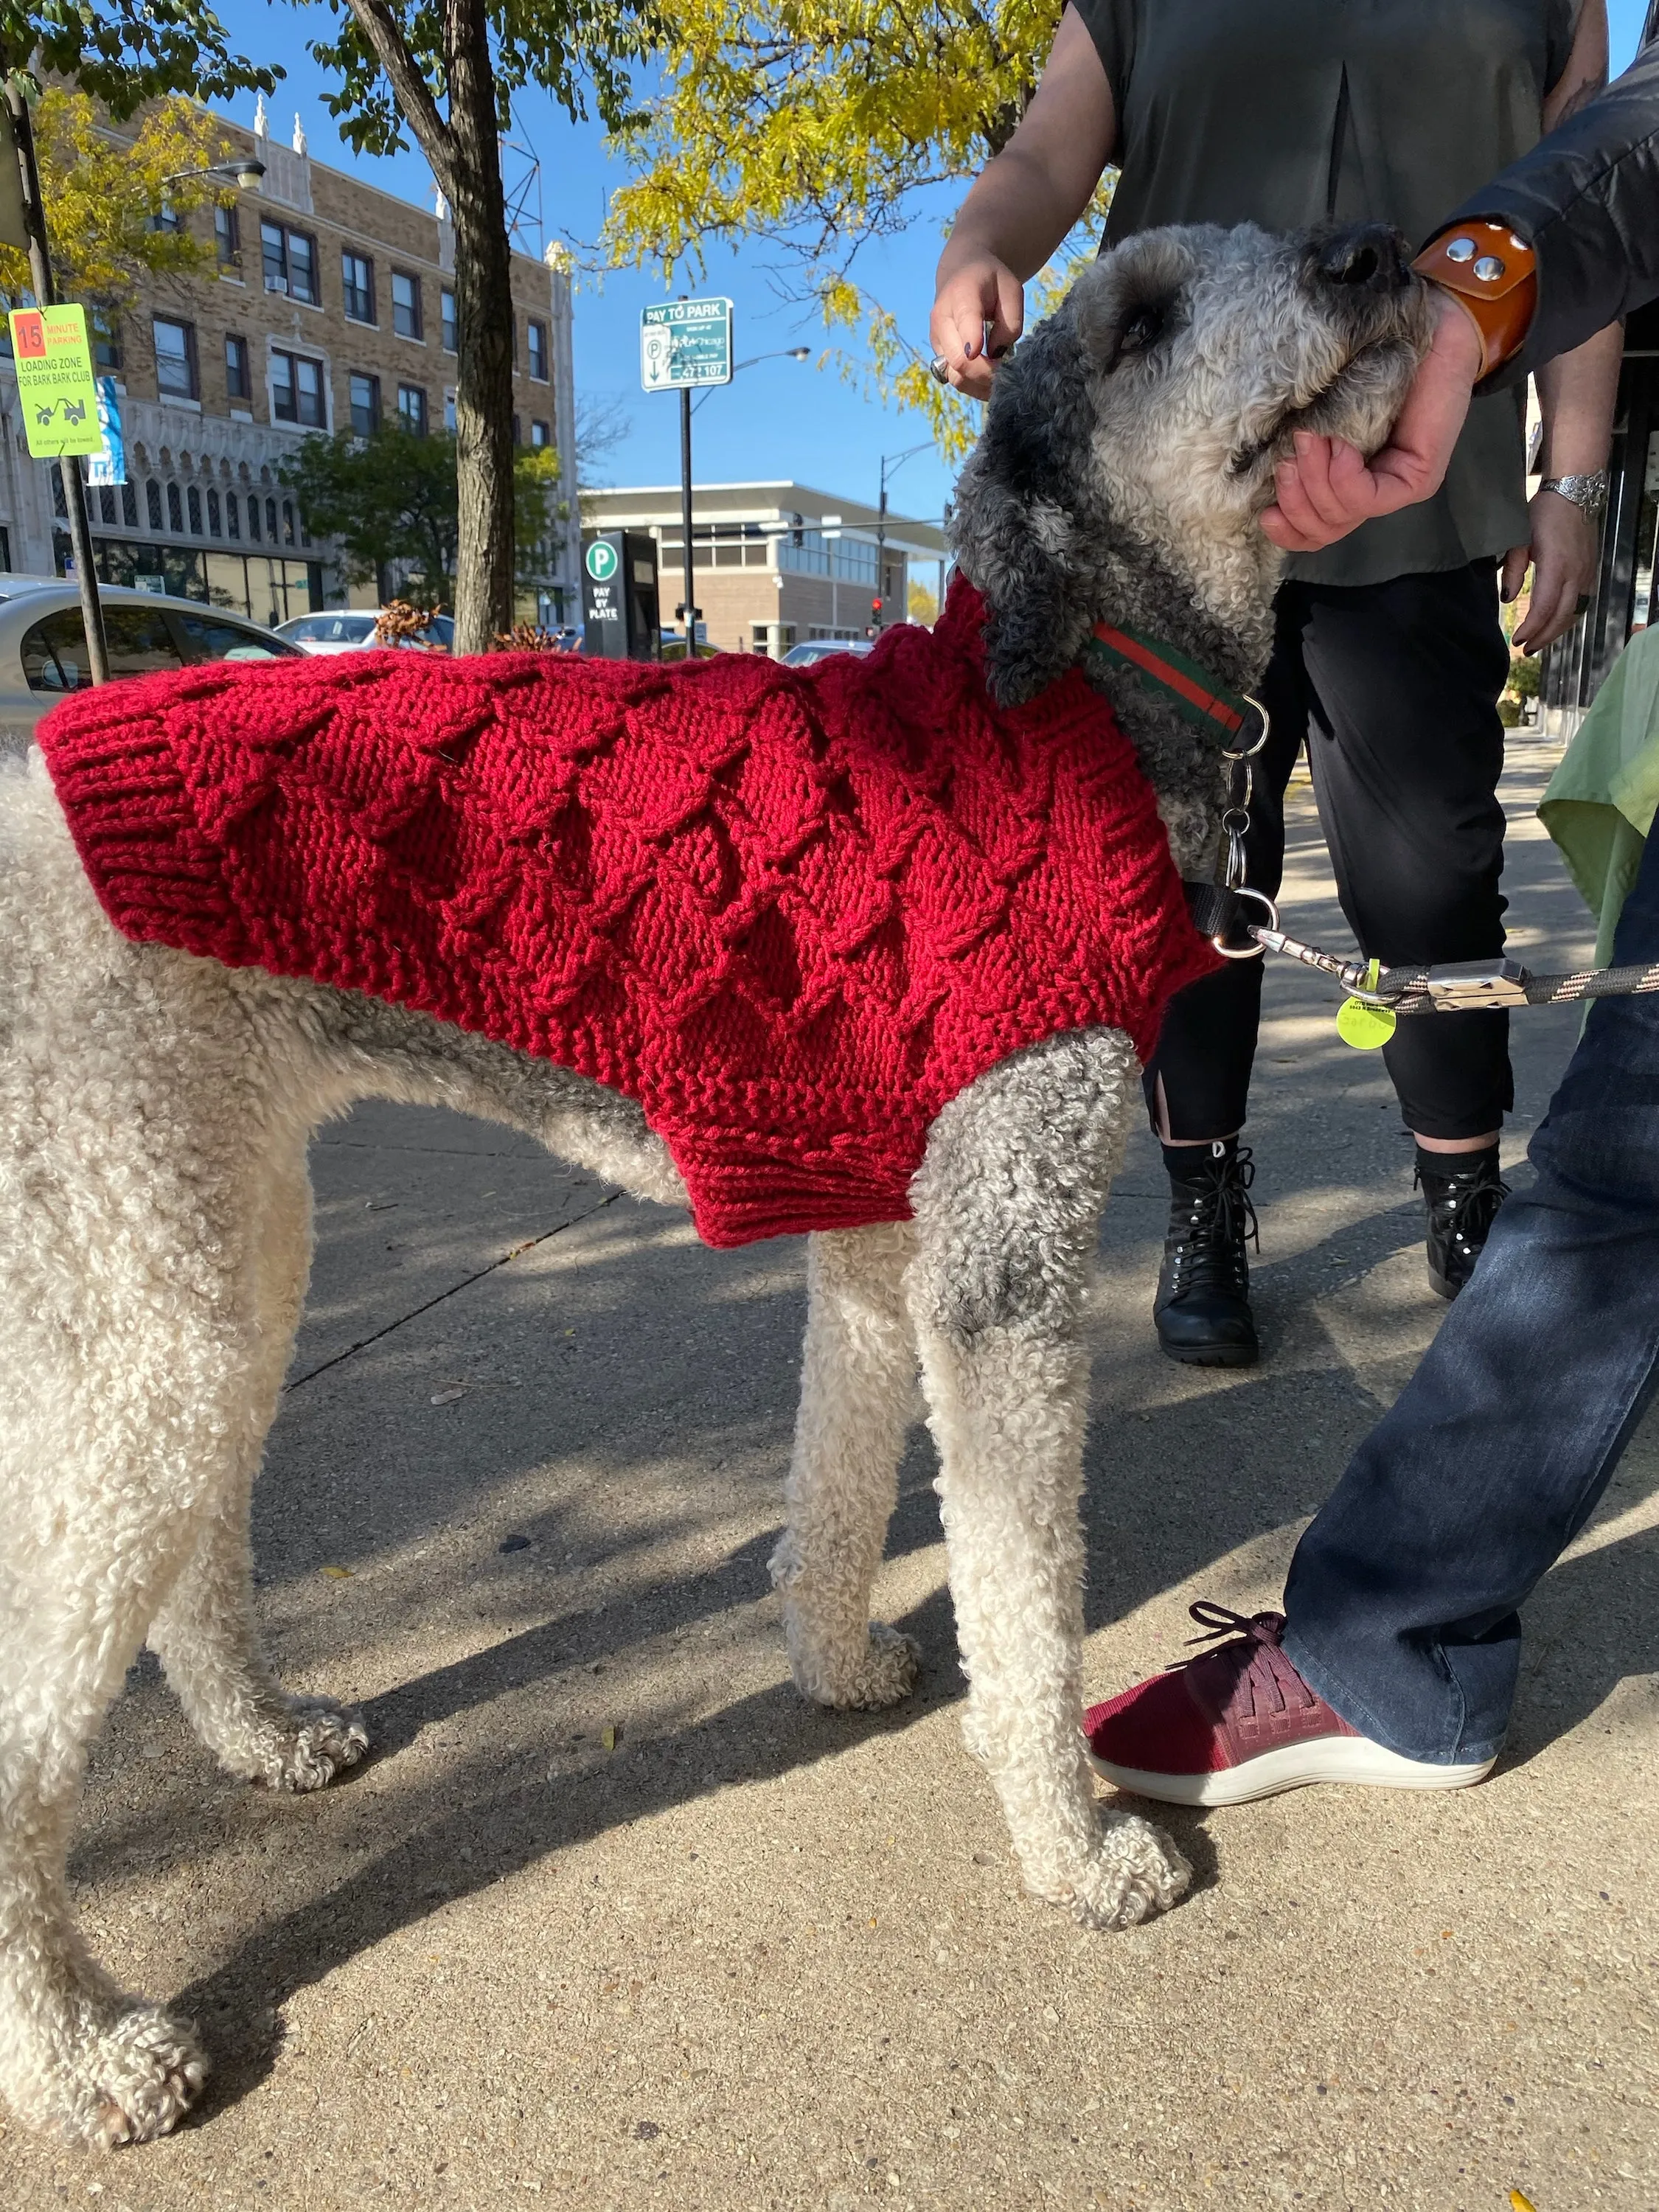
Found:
[579,481,947,655]
[0,99,580,626]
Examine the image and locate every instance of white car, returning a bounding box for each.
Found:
[0,579,301,742]
[275,609,456,655]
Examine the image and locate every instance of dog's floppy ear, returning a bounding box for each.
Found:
[951,313,1105,707]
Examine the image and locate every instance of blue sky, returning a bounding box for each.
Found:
[209,0,1654,542]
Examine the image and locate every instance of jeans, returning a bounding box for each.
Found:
[1281,818,1659,1764]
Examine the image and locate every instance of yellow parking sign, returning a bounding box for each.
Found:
[10,304,103,459]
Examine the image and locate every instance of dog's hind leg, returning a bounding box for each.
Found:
[770,1222,921,1708]
[907,1031,1190,1930]
[147,1135,367,1792]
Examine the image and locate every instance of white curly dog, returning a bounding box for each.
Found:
[0,220,1426,2145]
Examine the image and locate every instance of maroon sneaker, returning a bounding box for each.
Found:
[1083,1601,1495,1806]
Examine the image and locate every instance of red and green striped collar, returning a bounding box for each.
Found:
[1085,621,1267,755]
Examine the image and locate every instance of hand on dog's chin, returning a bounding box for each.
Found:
[1258,293,1481,551]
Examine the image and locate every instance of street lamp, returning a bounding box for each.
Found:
[689,345,810,416]
[677,343,810,654]
[873,441,933,632]
[162,157,268,192]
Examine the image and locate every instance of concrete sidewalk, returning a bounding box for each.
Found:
[7,742,1654,2212]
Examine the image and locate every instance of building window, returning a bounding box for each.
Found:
[341,251,375,324]
[441,288,456,352]
[397,383,427,435]
[152,317,197,401]
[166,482,183,533]
[530,419,550,449]
[527,319,549,381]
[226,492,240,540]
[145,479,163,531]
[262,221,319,305]
[91,310,121,372]
[98,486,115,524]
[271,349,327,428]
[207,487,222,536]
[246,495,260,543]
[444,389,456,431]
[121,483,138,528]
[349,372,380,437]
[150,201,181,234]
[225,333,251,403]
[282,500,296,547]
[391,270,422,340]
[215,204,240,270]
[187,484,203,536]
[265,496,279,542]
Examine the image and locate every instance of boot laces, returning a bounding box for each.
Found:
[1413,1157,1509,1262]
[1165,1144,1259,1295]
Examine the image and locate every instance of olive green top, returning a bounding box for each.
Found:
[1072,0,1577,586]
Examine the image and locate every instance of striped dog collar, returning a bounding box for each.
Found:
[1086,622,1268,757]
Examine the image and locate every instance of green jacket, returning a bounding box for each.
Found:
[1539,627,1659,966]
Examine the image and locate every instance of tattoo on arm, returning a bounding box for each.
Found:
[1551,67,1610,127]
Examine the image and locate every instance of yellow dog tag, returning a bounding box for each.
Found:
[1336,996,1397,1050]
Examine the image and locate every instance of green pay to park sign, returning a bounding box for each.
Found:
[639,298,734,393]
[9,305,104,459]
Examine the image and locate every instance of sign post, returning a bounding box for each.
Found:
[2,78,107,682]
[640,297,732,656]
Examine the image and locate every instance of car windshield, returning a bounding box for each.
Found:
[285,613,378,643]
[174,613,288,664]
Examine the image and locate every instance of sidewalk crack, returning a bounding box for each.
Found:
[285,1190,622,1394]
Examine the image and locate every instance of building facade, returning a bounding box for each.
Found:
[579,480,948,655]
[0,100,582,626]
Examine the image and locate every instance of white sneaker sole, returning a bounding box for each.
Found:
[1085,1735,1496,1807]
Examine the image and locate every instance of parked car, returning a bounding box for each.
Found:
[0,580,302,742]
[781,637,876,667]
[274,609,456,655]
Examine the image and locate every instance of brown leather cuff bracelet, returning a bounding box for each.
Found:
[1411,218,1538,380]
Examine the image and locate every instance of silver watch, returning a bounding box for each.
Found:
[1540,471,1609,522]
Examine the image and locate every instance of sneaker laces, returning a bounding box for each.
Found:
[1413,1156,1509,1265]
[1162,1600,1315,1724]
[1164,1145,1259,1298]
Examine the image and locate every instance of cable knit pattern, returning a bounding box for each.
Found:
[36,576,1217,1246]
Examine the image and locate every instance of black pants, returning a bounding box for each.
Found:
[1146,560,1514,1144]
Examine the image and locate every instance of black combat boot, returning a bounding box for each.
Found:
[1154,1141,1259,1368]
[1415,1144,1508,1299]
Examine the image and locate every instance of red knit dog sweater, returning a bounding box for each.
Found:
[38,577,1218,1246]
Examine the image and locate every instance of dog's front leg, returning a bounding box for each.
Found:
[770,1222,922,1708]
[908,1034,1191,1930]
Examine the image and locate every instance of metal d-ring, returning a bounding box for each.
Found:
[1211,884,1280,960]
[1223,693,1271,762]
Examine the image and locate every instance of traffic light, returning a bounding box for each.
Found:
[871,597,883,619]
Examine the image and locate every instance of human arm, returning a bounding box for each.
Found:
[1264,11,1658,555]
[1500,319,1624,650]
[930,5,1117,400]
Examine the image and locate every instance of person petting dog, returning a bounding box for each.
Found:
[931,0,1621,1366]
[1089,29,1659,1803]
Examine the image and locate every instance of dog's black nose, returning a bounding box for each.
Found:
[1312,223,1410,293]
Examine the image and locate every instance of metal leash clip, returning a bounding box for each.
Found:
[1420,959,1531,1009]
[1209,697,1273,958]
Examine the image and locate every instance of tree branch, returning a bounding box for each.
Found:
[340,0,456,193]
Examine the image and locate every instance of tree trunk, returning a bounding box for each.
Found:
[445,0,515,652]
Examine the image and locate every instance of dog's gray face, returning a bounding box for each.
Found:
[956,221,1433,705]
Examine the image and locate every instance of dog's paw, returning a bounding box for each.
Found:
[18,1999,209,2148]
[251,1697,369,1792]
[1060,1812,1192,1931]
[795,1622,922,1710]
